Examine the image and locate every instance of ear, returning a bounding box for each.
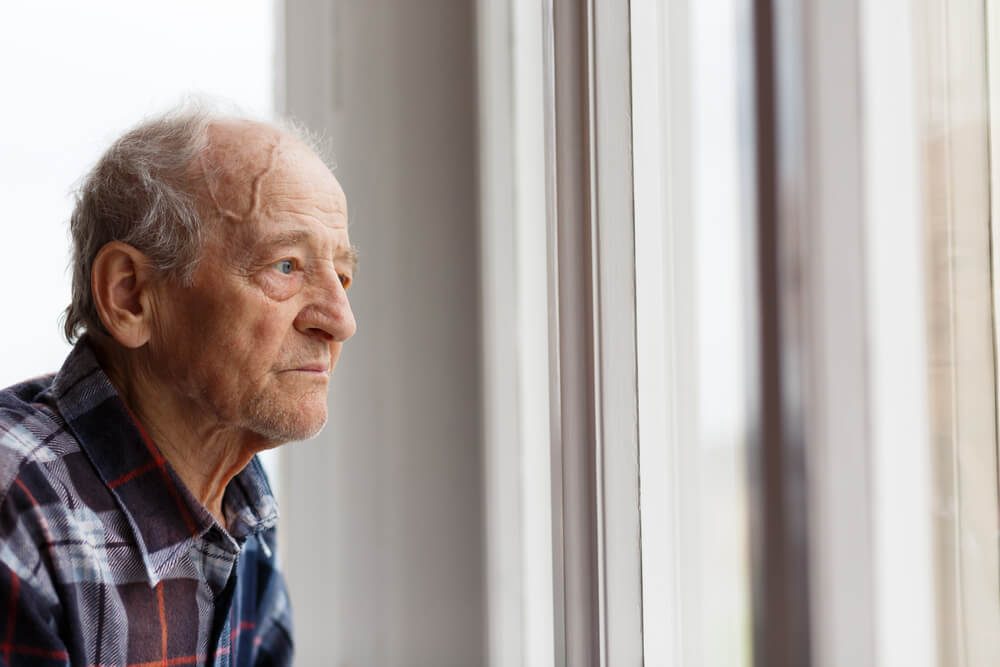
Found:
[91,241,157,349]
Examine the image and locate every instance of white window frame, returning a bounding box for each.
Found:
[476,0,557,665]
[860,0,940,664]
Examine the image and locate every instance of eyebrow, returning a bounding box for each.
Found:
[339,245,360,274]
[256,230,360,273]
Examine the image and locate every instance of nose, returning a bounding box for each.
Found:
[293,264,357,343]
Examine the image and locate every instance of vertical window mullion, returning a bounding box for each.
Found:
[586,0,643,664]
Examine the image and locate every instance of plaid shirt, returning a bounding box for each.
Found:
[0,340,293,666]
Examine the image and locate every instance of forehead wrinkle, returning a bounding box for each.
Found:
[263,183,347,224]
[239,223,356,269]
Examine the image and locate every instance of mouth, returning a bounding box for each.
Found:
[283,363,331,374]
[302,364,329,372]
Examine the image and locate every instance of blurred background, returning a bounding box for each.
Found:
[1,1,999,666]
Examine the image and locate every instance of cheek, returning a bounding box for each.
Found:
[172,317,284,408]
[244,292,294,345]
[199,289,281,347]
[220,300,302,381]
[150,283,302,396]
[157,302,271,382]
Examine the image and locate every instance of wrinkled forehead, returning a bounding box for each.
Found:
[195,120,347,230]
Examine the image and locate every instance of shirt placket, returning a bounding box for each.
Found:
[198,528,242,666]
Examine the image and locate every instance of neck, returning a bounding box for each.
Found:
[93,338,259,527]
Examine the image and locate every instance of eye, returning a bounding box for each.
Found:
[339,273,352,289]
[273,259,295,275]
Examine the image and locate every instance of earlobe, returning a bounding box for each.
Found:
[91,241,154,349]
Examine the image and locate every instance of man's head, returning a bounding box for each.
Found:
[66,106,357,445]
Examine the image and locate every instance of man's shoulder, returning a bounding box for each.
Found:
[0,374,78,505]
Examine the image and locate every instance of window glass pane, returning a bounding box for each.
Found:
[633,0,752,664]
[690,0,752,664]
[913,0,1000,661]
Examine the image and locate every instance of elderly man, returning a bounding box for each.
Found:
[0,108,356,665]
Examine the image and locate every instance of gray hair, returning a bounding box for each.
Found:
[63,105,330,343]
[64,106,212,343]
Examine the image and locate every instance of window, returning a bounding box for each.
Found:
[480,0,988,664]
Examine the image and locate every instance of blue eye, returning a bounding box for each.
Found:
[274,259,295,275]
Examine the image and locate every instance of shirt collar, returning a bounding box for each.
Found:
[50,338,280,585]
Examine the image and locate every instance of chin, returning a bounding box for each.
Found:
[245,396,329,444]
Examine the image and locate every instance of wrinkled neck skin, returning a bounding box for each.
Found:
[92,336,269,529]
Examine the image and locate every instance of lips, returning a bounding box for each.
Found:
[293,363,329,373]
[277,359,331,374]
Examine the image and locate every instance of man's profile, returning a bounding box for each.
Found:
[0,105,356,665]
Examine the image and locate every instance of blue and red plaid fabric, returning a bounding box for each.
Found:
[0,339,293,666]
